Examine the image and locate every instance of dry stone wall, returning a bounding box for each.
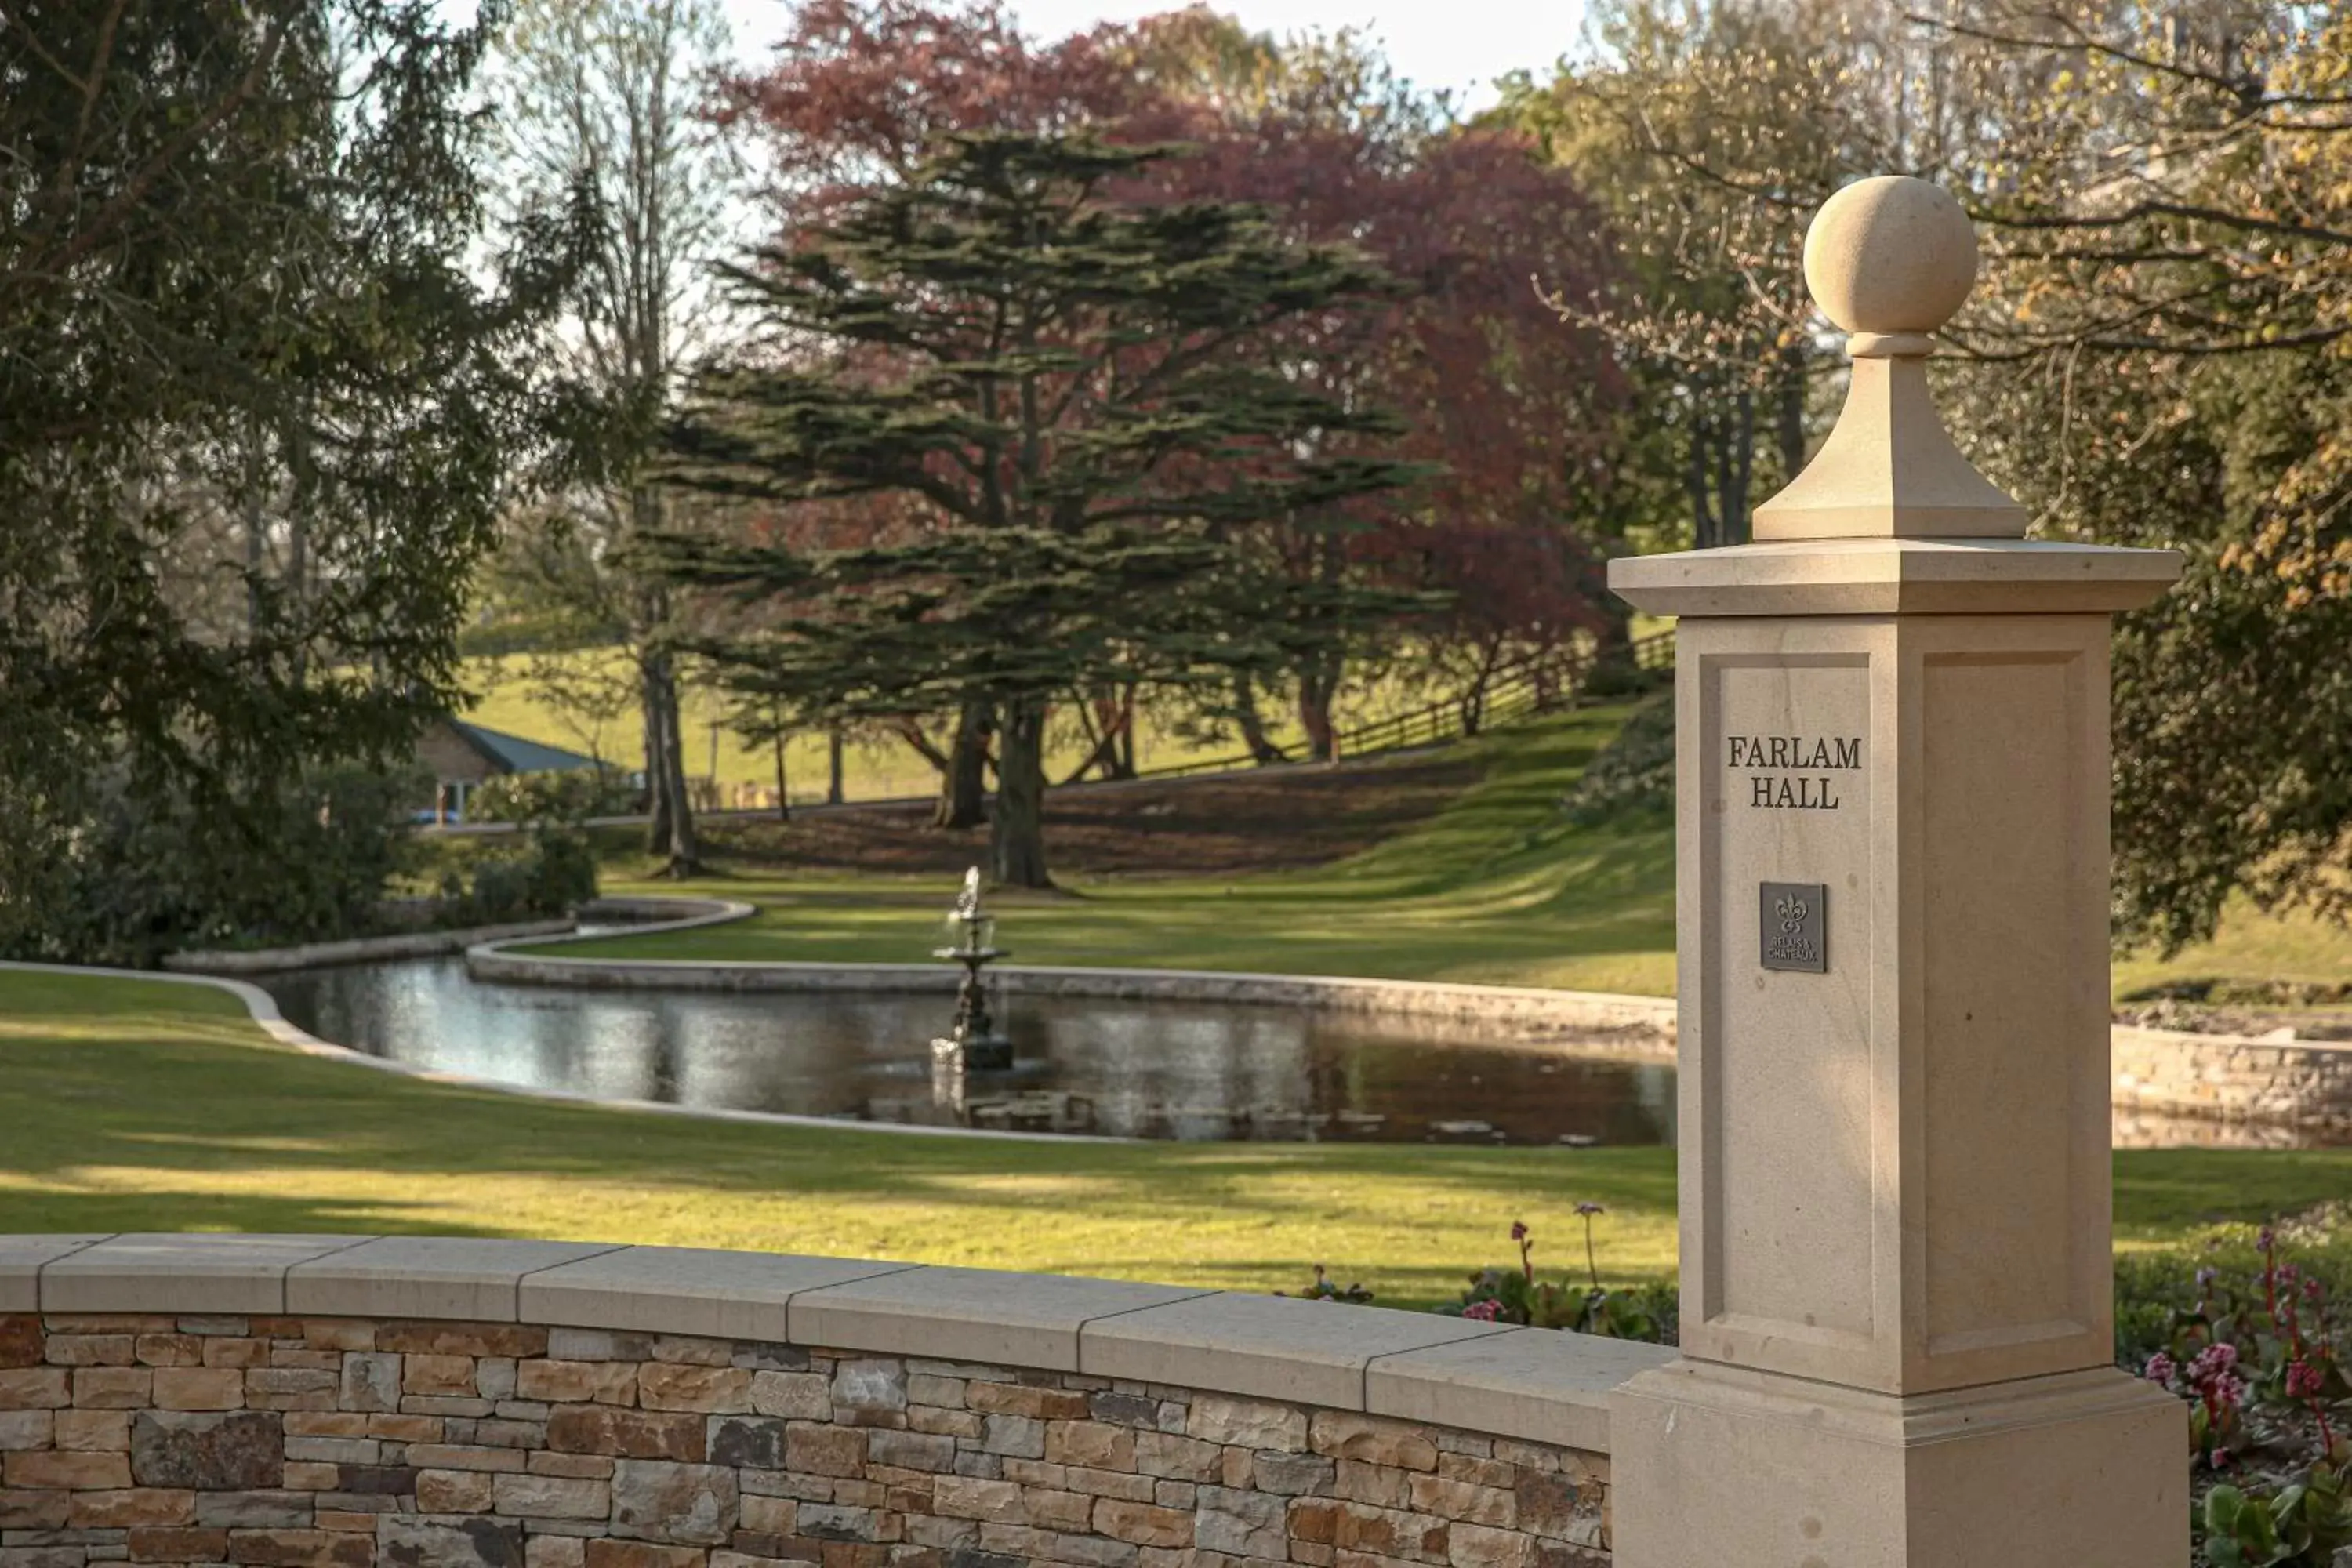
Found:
[0,1313,1611,1568]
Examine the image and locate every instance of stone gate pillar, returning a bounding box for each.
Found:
[1605,177,2189,1566]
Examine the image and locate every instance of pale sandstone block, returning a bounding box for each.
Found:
[524,1535,586,1568]
[516,1362,635,1407]
[931,1475,1025,1526]
[635,1367,748,1416]
[0,1240,110,1314]
[1181,1398,1304,1454]
[1309,1414,1438,1473]
[0,1414,53,1451]
[69,1489,195,1528]
[413,1469,493,1513]
[518,1248,909,1345]
[69,1370,151,1410]
[285,1239,618,1323]
[1082,1297,1507,1414]
[151,1370,243,1412]
[743,1374,824,1422]
[1090,1499,1191,1549]
[0,1372,71,1412]
[1365,1330,1664,1457]
[791,1269,1207,1374]
[42,1239,366,1318]
[5,1453,132,1490]
[491,1472,608,1520]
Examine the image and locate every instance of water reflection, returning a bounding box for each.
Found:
[262,958,1679,1145]
[256,959,2336,1149]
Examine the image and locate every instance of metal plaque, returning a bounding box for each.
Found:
[1760,882,1828,973]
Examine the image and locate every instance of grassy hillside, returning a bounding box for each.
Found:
[563,705,1685,996]
[559,701,2352,1004]
[456,647,1511,808]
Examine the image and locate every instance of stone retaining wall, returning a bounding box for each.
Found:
[2112,1025,2352,1132]
[0,1238,1659,1568]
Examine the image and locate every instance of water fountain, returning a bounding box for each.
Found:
[931,866,1014,1072]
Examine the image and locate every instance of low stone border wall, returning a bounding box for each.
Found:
[0,1235,1654,1568]
[468,903,2352,1132]
[2113,1024,2352,1132]
[165,922,577,978]
[466,914,1679,1059]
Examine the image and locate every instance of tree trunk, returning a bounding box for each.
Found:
[935,699,991,829]
[1232,675,1285,766]
[642,655,701,876]
[644,677,671,850]
[1298,664,1341,764]
[990,696,1051,888]
[771,730,790,822]
[1101,685,1136,780]
[827,725,845,805]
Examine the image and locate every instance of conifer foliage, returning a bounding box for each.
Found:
[658,132,1426,887]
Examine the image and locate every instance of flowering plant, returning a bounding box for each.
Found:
[2129,1223,2352,1566]
[1439,1212,1673,1342]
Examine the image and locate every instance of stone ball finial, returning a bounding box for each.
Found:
[1801,176,1978,337]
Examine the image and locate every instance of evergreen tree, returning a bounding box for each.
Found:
[659,131,1425,887]
[0,0,586,958]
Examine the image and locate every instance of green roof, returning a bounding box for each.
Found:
[447,720,604,775]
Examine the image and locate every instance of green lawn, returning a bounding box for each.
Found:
[456,646,1562,808]
[560,707,1684,996]
[554,705,2352,1005]
[1,968,2345,1311]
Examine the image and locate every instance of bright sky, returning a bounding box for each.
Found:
[717,0,1588,111]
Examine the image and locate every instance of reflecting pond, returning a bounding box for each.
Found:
[256,958,2347,1149]
[260,958,1680,1145]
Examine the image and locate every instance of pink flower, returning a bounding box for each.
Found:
[1510,1221,1529,1243]
[2210,1374,2247,1410]
[1462,1300,1502,1323]
[2143,1353,2177,1387]
[2193,1343,2239,1377]
[2287,1361,2325,1399]
[1575,1202,1606,1218]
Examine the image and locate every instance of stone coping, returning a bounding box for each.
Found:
[164,916,579,975]
[471,902,2352,1131]
[0,1234,1669,1454]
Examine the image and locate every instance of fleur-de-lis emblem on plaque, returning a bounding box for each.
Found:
[1775,894,1809,931]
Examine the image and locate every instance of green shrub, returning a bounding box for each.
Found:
[436,827,599,925]
[469,769,634,826]
[6,765,424,966]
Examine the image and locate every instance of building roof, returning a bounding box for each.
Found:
[445,719,604,775]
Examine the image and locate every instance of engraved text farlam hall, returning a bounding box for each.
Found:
[1727,733,1863,810]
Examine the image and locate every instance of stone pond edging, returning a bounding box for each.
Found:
[464,905,1681,1060]
[0,1232,1651,1567]
[165,922,579,978]
[464,901,2352,1132]
[2112,1023,2352,1133]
